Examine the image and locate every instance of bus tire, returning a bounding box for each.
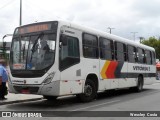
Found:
[77,79,97,102]
[133,76,143,92]
[43,95,57,100]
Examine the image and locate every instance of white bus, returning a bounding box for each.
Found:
[8,21,156,102]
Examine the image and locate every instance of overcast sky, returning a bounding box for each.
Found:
[0,0,160,42]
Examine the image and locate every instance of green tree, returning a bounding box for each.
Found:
[141,37,160,60]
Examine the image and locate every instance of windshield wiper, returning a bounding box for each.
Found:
[30,32,44,62]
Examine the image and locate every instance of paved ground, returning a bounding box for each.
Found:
[0,80,160,120]
[0,93,43,105]
[0,80,160,106]
[0,82,43,105]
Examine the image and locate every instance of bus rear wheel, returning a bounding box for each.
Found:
[132,76,143,92]
[43,95,57,100]
[77,79,97,102]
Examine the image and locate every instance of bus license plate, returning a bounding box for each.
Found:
[21,89,30,94]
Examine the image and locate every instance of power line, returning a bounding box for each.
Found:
[26,1,62,20]
[0,0,16,10]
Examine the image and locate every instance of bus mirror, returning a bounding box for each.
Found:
[62,39,67,46]
[60,35,67,46]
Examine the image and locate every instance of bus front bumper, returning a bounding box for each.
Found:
[8,80,60,96]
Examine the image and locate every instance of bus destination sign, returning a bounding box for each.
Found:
[16,23,51,34]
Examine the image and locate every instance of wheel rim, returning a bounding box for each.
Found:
[138,79,143,90]
[84,84,93,97]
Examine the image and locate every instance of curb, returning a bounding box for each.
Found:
[0,97,43,105]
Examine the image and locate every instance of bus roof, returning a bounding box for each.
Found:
[58,20,155,51]
[15,20,154,51]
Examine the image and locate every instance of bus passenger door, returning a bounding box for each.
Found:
[59,27,83,95]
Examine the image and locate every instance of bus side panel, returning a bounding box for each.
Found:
[80,58,100,89]
[117,62,129,88]
[127,63,142,87]
[100,60,136,89]
[118,62,137,88]
[39,81,61,96]
[99,60,111,90]
[59,79,84,95]
[127,63,156,86]
[60,58,99,95]
[144,65,156,85]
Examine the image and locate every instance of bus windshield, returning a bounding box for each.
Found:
[10,33,56,70]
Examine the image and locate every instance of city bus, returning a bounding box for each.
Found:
[8,21,156,102]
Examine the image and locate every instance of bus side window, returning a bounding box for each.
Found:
[124,44,127,61]
[59,34,80,71]
[151,51,156,65]
[137,48,145,64]
[115,42,127,61]
[99,37,114,60]
[145,50,152,65]
[83,33,99,59]
[127,45,137,63]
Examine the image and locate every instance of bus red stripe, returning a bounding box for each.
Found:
[105,61,118,79]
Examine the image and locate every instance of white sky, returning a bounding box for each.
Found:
[0,0,160,42]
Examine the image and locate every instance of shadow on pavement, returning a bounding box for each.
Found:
[6,88,159,111]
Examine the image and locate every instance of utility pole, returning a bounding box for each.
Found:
[131,32,138,41]
[108,27,115,34]
[20,0,22,26]
[139,37,144,43]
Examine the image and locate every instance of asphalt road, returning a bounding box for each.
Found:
[0,82,160,120]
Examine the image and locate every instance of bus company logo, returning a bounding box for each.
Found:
[12,80,24,83]
[2,112,11,117]
[133,66,150,71]
[12,80,27,84]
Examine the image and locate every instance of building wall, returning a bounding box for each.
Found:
[0,42,11,59]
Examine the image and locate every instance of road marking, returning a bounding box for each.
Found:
[152,83,160,85]
[70,100,120,111]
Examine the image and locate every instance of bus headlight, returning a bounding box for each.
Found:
[43,72,55,84]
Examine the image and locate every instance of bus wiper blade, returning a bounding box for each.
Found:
[30,32,44,62]
[31,32,44,53]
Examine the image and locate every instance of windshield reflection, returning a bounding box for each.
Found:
[11,33,56,70]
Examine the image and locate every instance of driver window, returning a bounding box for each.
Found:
[59,34,80,71]
[60,35,79,60]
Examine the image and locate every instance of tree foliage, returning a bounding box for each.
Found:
[141,37,160,60]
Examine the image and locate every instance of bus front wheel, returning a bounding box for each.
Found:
[77,79,97,102]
